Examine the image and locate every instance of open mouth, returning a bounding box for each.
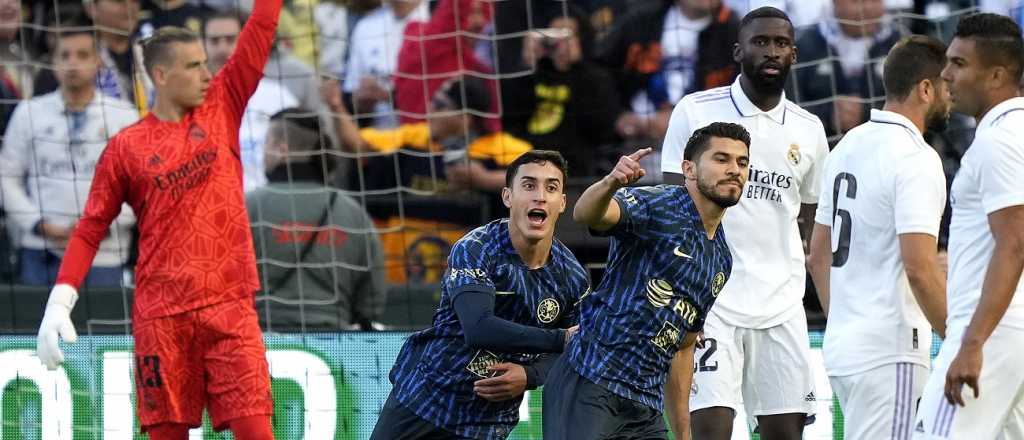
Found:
[527,209,548,227]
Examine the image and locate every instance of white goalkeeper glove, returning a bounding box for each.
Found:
[36,284,79,370]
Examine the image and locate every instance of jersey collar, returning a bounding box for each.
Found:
[729,76,787,125]
[978,96,1024,129]
[868,109,923,139]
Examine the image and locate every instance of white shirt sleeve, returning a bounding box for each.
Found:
[813,153,834,226]
[893,150,946,236]
[0,101,42,232]
[660,99,692,175]
[978,128,1024,214]
[801,123,829,204]
[342,22,368,93]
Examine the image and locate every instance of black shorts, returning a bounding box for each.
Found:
[542,355,668,440]
[369,391,473,440]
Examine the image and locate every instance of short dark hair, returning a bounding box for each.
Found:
[954,13,1024,82]
[683,122,751,162]
[740,6,793,35]
[269,108,324,154]
[54,16,95,41]
[504,150,569,189]
[884,35,948,101]
[438,75,493,133]
[142,26,200,77]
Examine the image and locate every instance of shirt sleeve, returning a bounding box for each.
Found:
[814,154,834,226]
[591,186,658,240]
[660,100,692,176]
[56,138,130,288]
[893,151,947,236]
[978,128,1024,214]
[801,123,830,204]
[0,102,42,232]
[213,0,283,129]
[446,234,497,297]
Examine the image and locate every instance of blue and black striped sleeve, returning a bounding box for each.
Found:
[590,186,659,239]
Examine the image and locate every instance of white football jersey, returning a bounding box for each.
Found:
[815,109,946,376]
[947,97,1024,332]
[662,76,829,329]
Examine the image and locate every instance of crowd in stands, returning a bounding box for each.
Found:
[0,0,1018,330]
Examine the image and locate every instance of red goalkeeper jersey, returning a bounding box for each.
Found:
[57,0,282,319]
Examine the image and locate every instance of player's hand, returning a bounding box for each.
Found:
[36,284,79,370]
[445,160,487,191]
[473,363,527,402]
[605,147,652,188]
[944,344,982,406]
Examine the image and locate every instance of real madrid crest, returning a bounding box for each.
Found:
[711,272,726,297]
[537,298,561,324]
[787,143,801,166]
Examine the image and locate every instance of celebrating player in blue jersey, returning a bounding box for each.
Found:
[370,150,590,440]
[544,122,750,440]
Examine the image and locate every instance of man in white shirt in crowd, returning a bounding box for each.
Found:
[0,21,138,287]
[914,13,1024,438]
[808,35,950,440]
[343,0,428,128]
[203,10,298,193]
[660,7,829,439]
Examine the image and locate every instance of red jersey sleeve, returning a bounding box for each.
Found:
[56,137,130,289]
[212,0,283,136]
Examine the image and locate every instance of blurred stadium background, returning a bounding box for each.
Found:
[0,0,1012,438]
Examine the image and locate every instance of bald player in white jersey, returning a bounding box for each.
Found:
[660,7,829,439]
[807,35,950,440]
[913,13,1024,439]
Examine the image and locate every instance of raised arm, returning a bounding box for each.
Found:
[573,147,651,231]
[217,0,284,121]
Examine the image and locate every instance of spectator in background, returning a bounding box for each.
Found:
[326,75,532,283]
[138,0,205,36]
[344,0,428,128]
[275,0,319,68]
[84,0,144,105]
[316,0,351,80]
[502,7,619,176]
[723,0,827,30]
[0,0,36,131]
[248,109,386,330]
[789,0,904,138]
[394,0,499,131]
[0,22,138,287]
[203,10,299,193]
[598,0,740,146]
[266,45,323,114]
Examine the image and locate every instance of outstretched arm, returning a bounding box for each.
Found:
[218,0,284,123]
[574,147,651,231]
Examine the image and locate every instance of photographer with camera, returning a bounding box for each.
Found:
[501,7,619,177]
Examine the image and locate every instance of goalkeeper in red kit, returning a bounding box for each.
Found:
[33,1,282,439]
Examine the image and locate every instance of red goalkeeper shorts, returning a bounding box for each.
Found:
[133,297,273,431]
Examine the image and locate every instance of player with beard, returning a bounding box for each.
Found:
[371,150,590,440]
[914,13,1024,438]
[807,35,952,440]
[544,122,749,440]
[659,7,830,439]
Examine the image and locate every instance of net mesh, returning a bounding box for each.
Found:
[0,0,1005,438]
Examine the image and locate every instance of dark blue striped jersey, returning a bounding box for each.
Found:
[566,185,732,410]
[388,219,590,439]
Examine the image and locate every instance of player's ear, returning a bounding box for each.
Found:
[558,192,566,214]
[682,159,698,181]
[732,42,742,63]
[501,187,512,208]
